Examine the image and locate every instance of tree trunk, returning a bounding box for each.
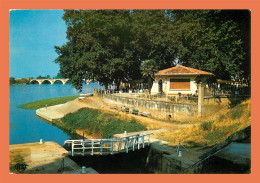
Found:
[147,77,153,94]
[104,83,109,90]
[116,82,120,91]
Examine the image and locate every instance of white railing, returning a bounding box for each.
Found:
[64,133,153,156]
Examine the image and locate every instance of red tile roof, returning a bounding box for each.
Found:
[156,65,213,76]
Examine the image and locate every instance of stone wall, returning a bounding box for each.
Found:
[145,143,183,173]
[103,94,197,115]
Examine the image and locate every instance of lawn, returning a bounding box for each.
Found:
[61,108,147,138]
[19,96,79,109]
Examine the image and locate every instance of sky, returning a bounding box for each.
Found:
[9,10,67,78]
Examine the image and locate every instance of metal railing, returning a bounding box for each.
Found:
[64,133,153,156]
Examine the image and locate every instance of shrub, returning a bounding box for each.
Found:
[218,115,225,122]
[200,121,214,131]
[9,154,28,173]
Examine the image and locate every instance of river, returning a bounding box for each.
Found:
[9,83,103,145]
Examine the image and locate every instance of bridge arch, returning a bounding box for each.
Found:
[53,80,63,84]
[61,79,70,85]
[41,80,52,84]
[30,80,39,84]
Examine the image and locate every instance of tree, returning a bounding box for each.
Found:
[54,72,64,79]
[55,10,138,91]
[55,10,250,92]
[140,59,159,94]
[55,10,178,91]
[170,10,249,81]
[129,10,177,70]
[9,77,16,85]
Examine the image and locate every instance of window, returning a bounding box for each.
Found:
[170,79,190,90]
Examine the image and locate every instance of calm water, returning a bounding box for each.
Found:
[9,83,103,145]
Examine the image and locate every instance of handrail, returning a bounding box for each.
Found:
[64,133,153,156]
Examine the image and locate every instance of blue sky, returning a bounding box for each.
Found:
[10,10,67,78]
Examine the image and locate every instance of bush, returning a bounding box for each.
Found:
[218,115,225,122]
[9,154,28,173]
[200,121,214,131]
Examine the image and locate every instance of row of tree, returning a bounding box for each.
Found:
[9,77,29,85]
[54,10,250,91]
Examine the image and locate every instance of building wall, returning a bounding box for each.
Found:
[151,80,159,93]
[151,75,198,95]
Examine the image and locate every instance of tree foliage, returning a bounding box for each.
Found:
[171,10,250,81]
[140,59,159,93]
[36,75,51,79]
[55,10,250,91]
[9,77,16,85]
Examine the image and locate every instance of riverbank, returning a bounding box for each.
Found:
[35,95,250,148]
[35,96,189,139]
[37,102,148,139]
[19,95,79,109]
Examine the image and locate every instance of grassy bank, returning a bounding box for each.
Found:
[59,108,146,138]
[19,96,78,109]
[156,99,251,148]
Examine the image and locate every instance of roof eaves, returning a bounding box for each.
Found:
[155,73,200,76]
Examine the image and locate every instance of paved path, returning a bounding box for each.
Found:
[10,141,98,174]
[36,101,84,121]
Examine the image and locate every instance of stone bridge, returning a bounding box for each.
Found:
[30,78,70,85]
[29,79,92,85]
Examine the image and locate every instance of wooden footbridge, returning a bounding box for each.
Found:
[64,133,153,156]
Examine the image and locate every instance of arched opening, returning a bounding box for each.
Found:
[42,80,51,84]
[53,80,63,84]
[30,80,39,84]
[158,80,163,93]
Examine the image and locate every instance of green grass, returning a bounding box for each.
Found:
[202,123,241,146]
[218,115,225,122]
[226,102,250,120]
[18,95,78,109]
[61,108,147,138]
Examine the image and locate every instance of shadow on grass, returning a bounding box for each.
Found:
[227,95,250,108]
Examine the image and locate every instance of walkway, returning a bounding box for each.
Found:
[36,101,84,122]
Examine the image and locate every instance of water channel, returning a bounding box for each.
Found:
[9,83,103,145]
